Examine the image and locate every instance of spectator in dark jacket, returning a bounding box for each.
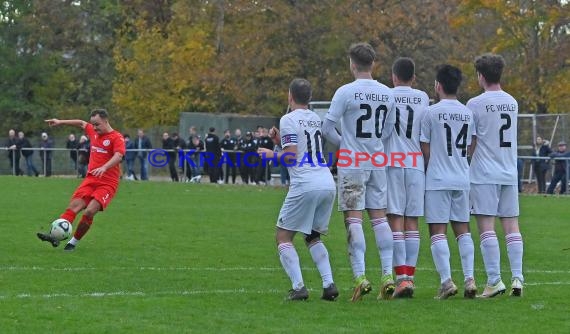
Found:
[39,132,54,177]
[533,136,552,193]
[18,131,38,177]
[134,129,152,180]
[162,132,179,182]
[5,129,23,175]
[205,127,222,183]
[547,141,570,195]
[66,133,78,171]
[124,134,137,180]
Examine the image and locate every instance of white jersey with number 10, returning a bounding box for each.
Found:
[280,109,335,195]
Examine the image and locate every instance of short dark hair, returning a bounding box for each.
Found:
[289,78,312,105]
[90,108,109,119]
[474,53,505,84]
[349,43,376,72]
[124,134,130,139]
[209,127,215,133]
[392,57,415,82]
[436,64,463,95]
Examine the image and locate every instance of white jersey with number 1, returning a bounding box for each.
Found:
[467,91,518,185]
[385,86,429,171]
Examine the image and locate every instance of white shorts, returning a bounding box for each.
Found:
[277,189,336,235]
[387,167,425,216]
[425,190,470,223]
[337,169,387,211]
[470,184,519,217]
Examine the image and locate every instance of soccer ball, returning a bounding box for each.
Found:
[50,219,73,241]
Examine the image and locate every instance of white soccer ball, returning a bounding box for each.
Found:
[50,219,73,241]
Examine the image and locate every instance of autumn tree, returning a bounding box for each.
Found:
[454,0,570,113]
[112,1,215,127]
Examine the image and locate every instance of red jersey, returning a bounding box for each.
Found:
[85,123,126,187]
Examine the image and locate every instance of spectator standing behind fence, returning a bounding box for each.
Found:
[546,141,569,195]
[162,132,179,182]
[66,133,78,172]
[39,132,53,177]
[205,127,222,184]
[221,129,237,184]
[77,135,90,178]
[134,129,152,180]
[18,131,39,177]
[172,132,185,175]
[235,128,244,183]
[240,131,258,185]
[5,129,23,176]
[533,136,552,194]
[123,134,137,180]
[185,127,200,181]
[257,127,274,185]
[186,135,204,183]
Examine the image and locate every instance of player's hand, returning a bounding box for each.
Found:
[89,166,107,178]
[257,148,274,158]
[45,119,61,127]
[269,126,280,145]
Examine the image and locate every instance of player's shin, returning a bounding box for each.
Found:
[308,241,334,288]
[456,233,475,281]
[480,231,501,284]
[278,242,304,290]
[371,217,393,276]
[346,218,366,278]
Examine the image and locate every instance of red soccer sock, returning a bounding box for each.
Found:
[405,265,416,277]
[73,215,94,240]
[60,209,77,224]
[394,266,407,277]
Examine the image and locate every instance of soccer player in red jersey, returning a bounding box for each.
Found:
[37,109,126,251]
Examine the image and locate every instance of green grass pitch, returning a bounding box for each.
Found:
[0,177,568,333]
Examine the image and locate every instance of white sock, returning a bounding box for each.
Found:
[371,217,393,276]
[456,233,475,281]
[308,241,334,288]
[480,231,501,285]
[392,232,406,280]
[405,230,420,279]
[430,234,451,284]
[506,233,524,282]
[278,243,304,289]
[346,218,366,279]
[68,237,79,246]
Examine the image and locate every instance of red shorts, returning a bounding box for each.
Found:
[72,177,118,211]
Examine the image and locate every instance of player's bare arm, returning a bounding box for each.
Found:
[269,126,280,146]
[45,119,88,128]
[322,119,341,147]
[468,136,478,157]
[90,152,124,177]
[258,145,296,165]
[420,141,430,171]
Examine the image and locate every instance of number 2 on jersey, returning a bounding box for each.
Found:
[499,113,512,147]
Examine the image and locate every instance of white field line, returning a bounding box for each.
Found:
[1,283,570,300]
[1,266,570,274]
